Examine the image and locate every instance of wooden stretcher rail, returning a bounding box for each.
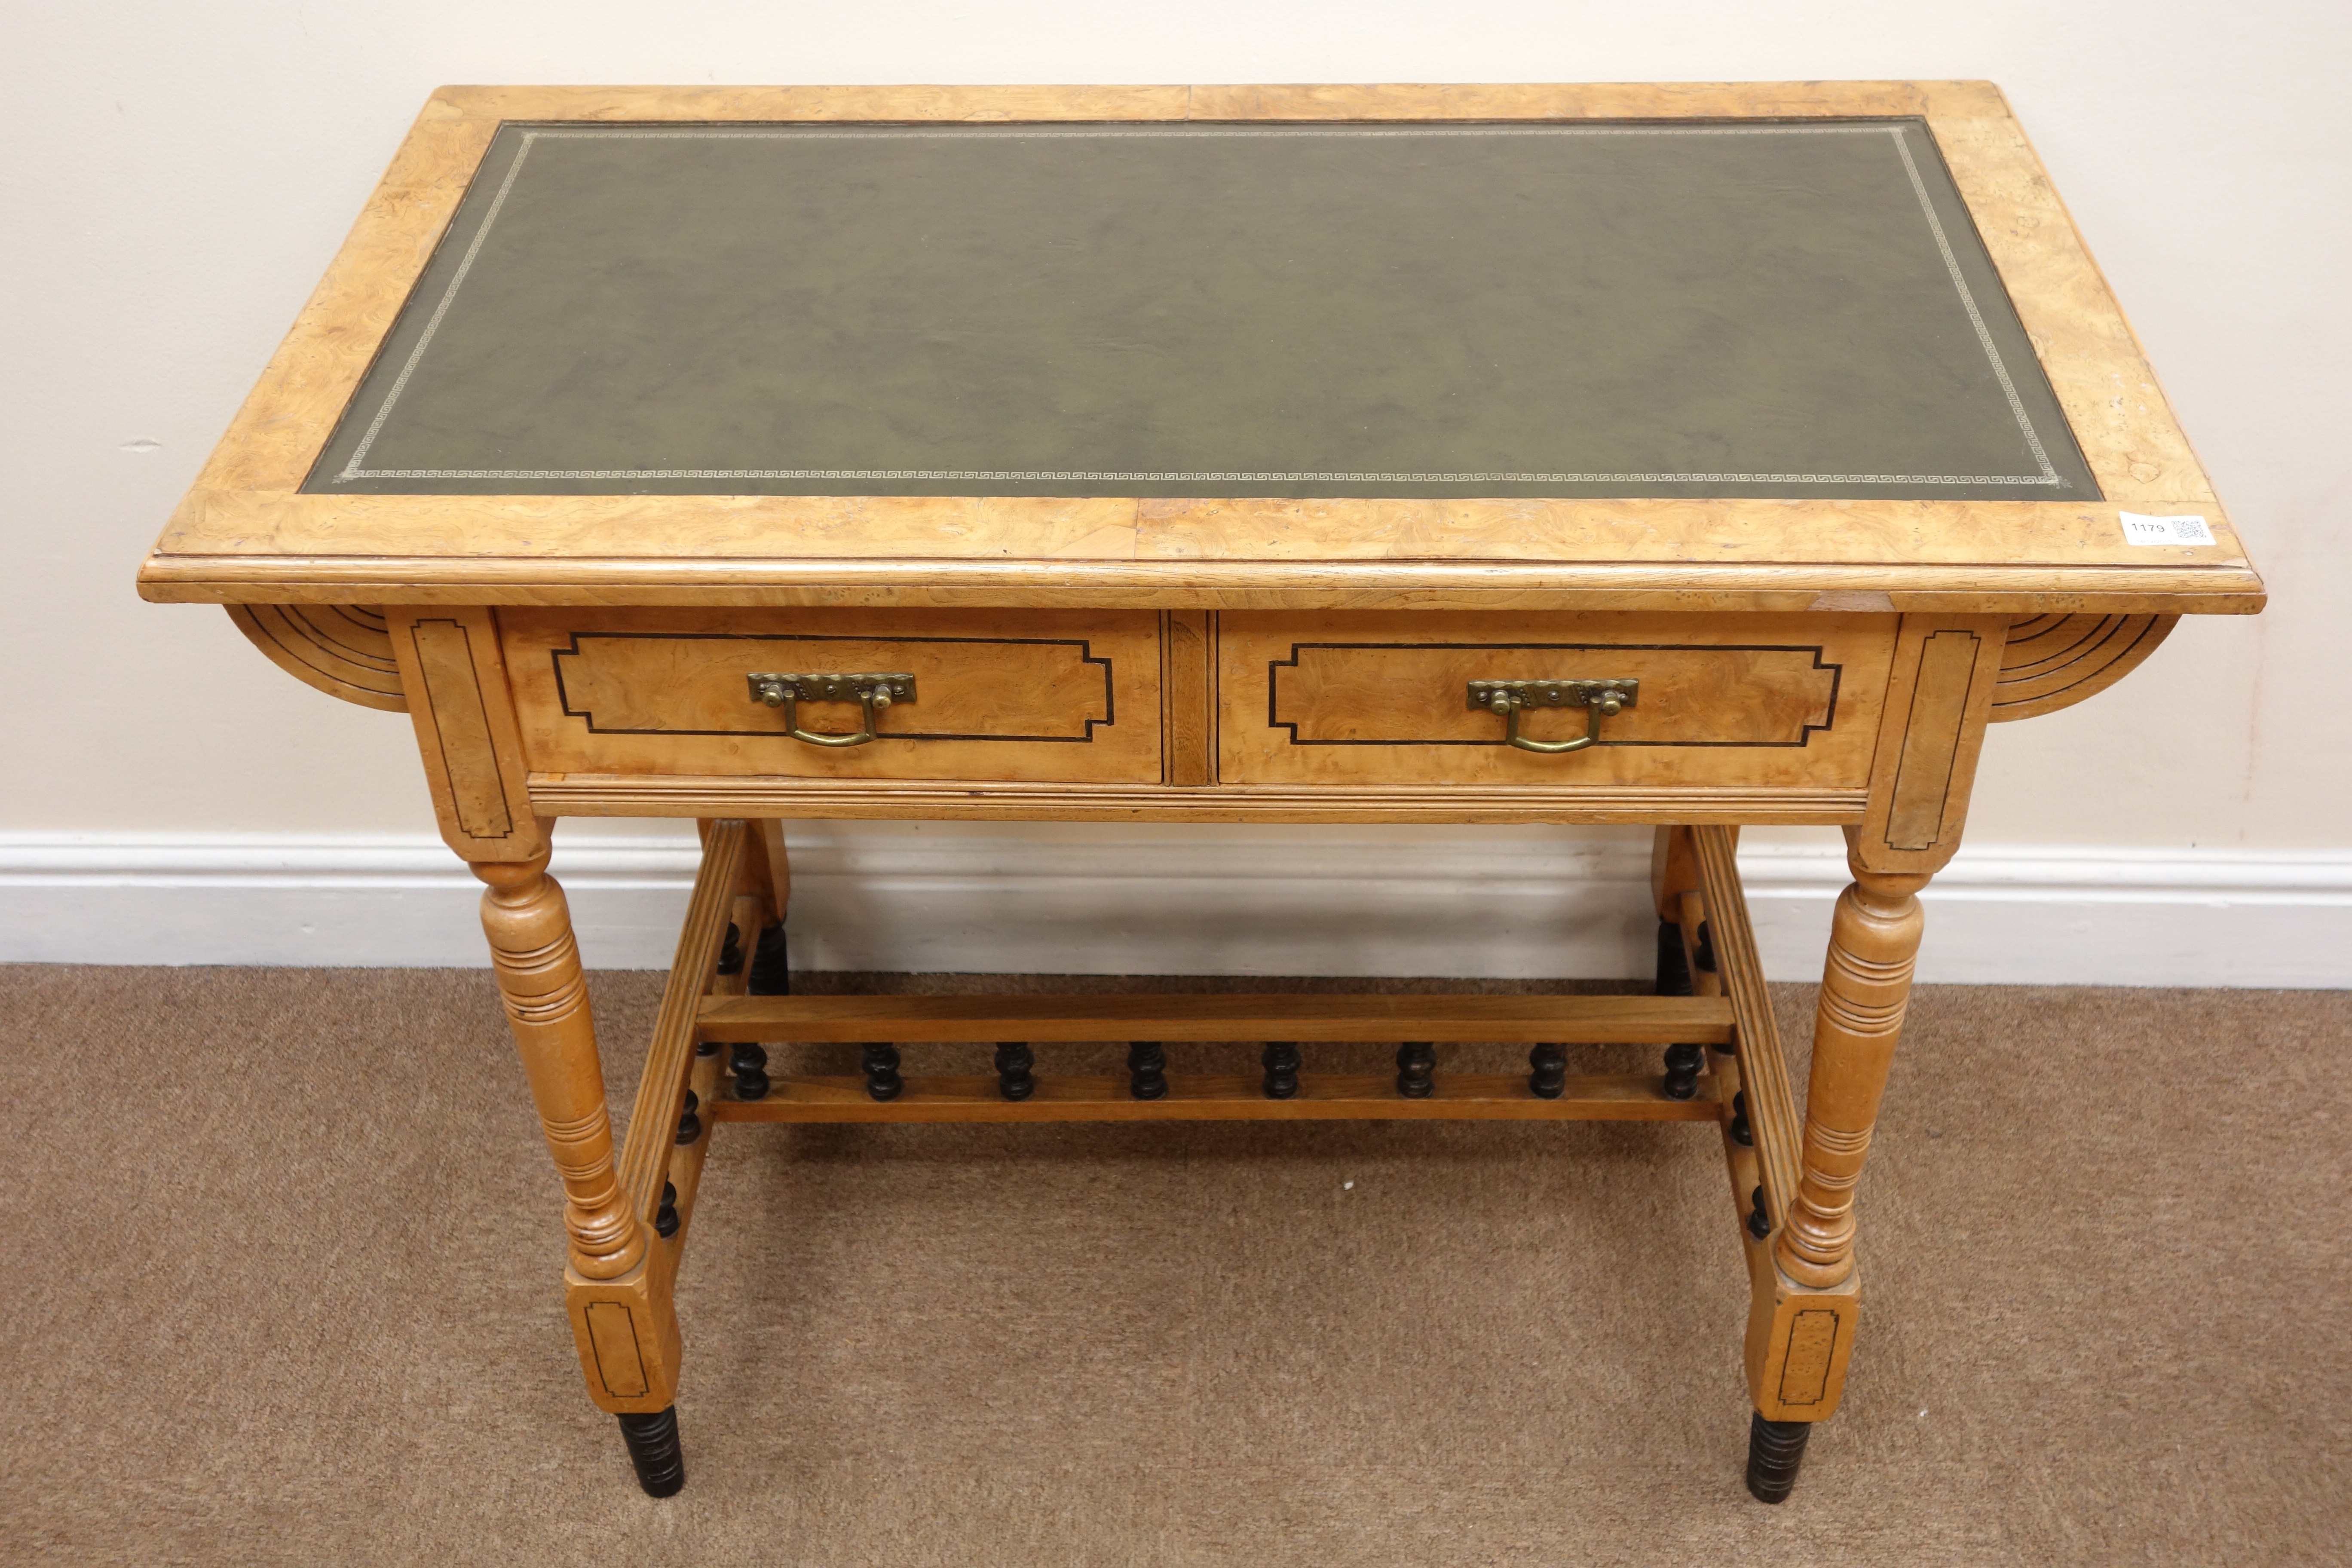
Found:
[617,819,746,1218]
[693,992,1735,1045]
[1690,827,1804,1222]
[707,1071,1721,1123]
[656,890,771,1252]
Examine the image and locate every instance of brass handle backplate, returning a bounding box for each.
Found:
[1467,678,1639,754]
[747,672,916,747]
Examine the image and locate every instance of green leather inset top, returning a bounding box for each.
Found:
[307,119,2097,500]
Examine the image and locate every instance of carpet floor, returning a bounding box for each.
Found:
[2,966,2346,1566]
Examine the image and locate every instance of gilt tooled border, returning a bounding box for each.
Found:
[551,631,1115,741]
[1267,642,1842,747]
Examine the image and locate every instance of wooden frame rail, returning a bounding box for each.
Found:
[709,1072,1721,1124]
[1689,827,1804,1230]
[695,992,1732,1044]
[619,826,1795,1193]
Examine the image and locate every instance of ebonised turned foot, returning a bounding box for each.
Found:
[748,925,792,995]
[730,1042,770,1100]
[1745,1411,1811,1503]
[1528,1043,1566,1099]
[1655,916,1694,997]
[995,1041,1036,1101]
[862,1044,903,1101]
[1661,1041,1704,1100]
[1127,1041,1168,1099]
[1395,1041,1436,1098]
[1261,1041,1300,1099]
[1691,919,1718,979]
[618,1406,686,1497]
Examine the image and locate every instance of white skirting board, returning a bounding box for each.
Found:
[1,827,2346,988]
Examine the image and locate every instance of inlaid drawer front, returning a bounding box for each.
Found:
[1216,612,1896,787]
[502,609,1162,782]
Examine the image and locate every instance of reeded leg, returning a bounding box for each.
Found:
[1746,1412,1811,1503]
[1776,864,1930,1289]
[617,1407,686,1497]
[474,855,647,1283]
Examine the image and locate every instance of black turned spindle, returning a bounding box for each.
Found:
[695,1035,720,1058]
[1662,1041,1705,1100]
[730,1043,770,1101]
[655,1181,680,1239]
[995,1042,1035,1102]
[716,921,744,976]
[861,1044,903,1102]
[1692,919,1718,976]
[1745,1412,1812,1504]
[747,925,792,996]
[674,1090,701,1145]
[1127,1041,1168,1100]
[1729,1090,1754,1146]
[1395,1041,1436,1099]
[617,1407,686,1497]
[1748,1185,1771,1240]
[1261,1041,1301,1099]
[1655,916,1694,997]
[1528,1043,1567,1099]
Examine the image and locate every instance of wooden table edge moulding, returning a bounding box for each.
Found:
[141,81,2263,1506]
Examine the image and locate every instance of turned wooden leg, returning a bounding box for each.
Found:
[1776,862,1929,1289]
[476,852,681,1444]
[474,854,647,1282]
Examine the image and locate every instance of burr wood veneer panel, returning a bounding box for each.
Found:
[501,607,1161,782]
[1218,612,1895,788]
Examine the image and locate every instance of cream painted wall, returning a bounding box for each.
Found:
[5,0,2345,856]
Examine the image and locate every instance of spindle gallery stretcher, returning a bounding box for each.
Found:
[140,82,2263,1506]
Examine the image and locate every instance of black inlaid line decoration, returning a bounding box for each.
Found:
[549,631,1115,741]
[1266,642,1843,747]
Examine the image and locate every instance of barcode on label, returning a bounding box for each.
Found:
[2118,511,2217,547]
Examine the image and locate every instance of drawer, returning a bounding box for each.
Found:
[1215,612,1896,788]
[502,608,1163,783]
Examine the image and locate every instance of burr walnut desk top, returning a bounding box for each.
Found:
[133,82,2263,1501]
[140,80,2258,622]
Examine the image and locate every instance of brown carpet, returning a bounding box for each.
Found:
[2,966,2346,1566]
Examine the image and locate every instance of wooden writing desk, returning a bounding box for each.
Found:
[138,82,2264,1504]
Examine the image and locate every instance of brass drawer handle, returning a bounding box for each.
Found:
[1467,678,1638,754]
[747,672,916,747]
